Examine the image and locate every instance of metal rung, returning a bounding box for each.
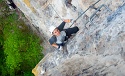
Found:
[69,0,101,27]
[89,4,112,25]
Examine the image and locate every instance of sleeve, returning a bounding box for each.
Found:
[49,35,57,45]
[57,21,66,31]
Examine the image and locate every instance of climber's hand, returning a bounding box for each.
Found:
[58,45,63,51]
[64,19,71,23]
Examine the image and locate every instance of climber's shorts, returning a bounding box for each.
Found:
[64,26,79,38]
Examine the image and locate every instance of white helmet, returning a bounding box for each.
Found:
[49,26,56,34]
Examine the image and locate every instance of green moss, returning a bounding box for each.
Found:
[0,1,44,76]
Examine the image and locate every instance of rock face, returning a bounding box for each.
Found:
[13,0,125,76]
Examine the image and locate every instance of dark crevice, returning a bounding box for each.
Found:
[65,0,76,12]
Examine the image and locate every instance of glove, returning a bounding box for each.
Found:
[58,45,63,51]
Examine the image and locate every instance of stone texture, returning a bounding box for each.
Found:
[13,0,125,76]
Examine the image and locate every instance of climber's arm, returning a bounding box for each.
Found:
[49,36,63,50]
[57,19,71,31]
[49,36,58,48]
[57,21,66,31]
[51,43,59,48]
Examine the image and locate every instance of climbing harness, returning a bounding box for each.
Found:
[69,0,101,27]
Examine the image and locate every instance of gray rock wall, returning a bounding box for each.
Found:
[13,0,125,76]
[41,3,125,76]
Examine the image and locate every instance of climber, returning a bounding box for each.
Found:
[49,19,79,51]
[6,0,22,20]
[7,0,17,9]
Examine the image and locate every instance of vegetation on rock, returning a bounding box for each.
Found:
[0,1,44,76]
